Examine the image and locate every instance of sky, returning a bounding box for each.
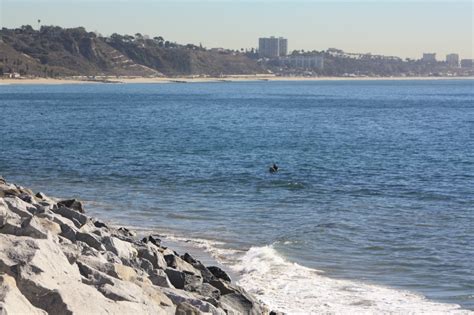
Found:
[0,0,472,59]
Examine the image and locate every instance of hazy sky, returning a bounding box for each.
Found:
[1,0,472,59]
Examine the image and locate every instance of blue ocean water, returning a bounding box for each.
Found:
[0,80,473,311]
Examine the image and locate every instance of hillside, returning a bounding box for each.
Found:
[0,25,263,77]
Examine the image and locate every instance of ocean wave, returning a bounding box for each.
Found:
[138,232,471,314]
[232,245,471,314]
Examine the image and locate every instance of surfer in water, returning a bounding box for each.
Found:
[269,163,279,173]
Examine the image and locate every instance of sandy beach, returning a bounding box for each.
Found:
[1,75,472,85]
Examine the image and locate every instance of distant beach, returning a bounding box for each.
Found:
[1,75,472,85]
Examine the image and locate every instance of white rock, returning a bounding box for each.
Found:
[0,235,170,314]
[0,198,10,226]
[3,196,36,218]
[104,236,138,261]
[0,274,47,315]
[161,287,225,315]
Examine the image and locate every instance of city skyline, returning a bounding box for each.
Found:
[1,0,472,59]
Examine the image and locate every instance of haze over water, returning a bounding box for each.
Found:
[1,80,473,312]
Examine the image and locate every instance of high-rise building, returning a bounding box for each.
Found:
[446,54,459,67]
[422,53,436,62]
[258,37,288,58]
[278,38,288,56]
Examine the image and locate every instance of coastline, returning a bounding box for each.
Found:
[0,177,270,314]
[0,75,472,85]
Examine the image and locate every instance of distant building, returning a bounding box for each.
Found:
[280,54,324,69]
[446,54,459,67]
[278,38,288,56]
[259,37,288,58]
[422,53,436,62]
[3,72,21,79]
[460,59,473,68]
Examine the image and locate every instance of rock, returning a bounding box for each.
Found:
[175,302,201,315]
[180,253,216,283]
[52,206,88,227]
[135,256,155,273]
[18,192,35,204]
[118,226,135,237]
[77,260,173,312]
[76,231,105,251]
[35,192,46,199]
[3,196,36,218]
[93,220,108,228]
[0,176,6,184]
[209,281,265,315]
[165,268,203,291]
[220,292,263,315]
[0,274,48,315]
[0,199,11,226]
[137,244,168,270]
[164,254,201,275]
[142,234,161,247]
[194,283,221,301]
[59,222,78,242]
[113,264,138,282]
[57,199,84,213]
[209,279,236,295]
[0,235,145,314]
[20,216,61,239]
[161,288,225,315]
[205,266,231,282]
[0,185,34,199]
[103,236,138,261]
[149,269,174,288]
[164,268,187,290]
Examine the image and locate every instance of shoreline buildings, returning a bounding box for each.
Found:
[446,53,460,67]
[422,53,436,63]
[258,37,288,58]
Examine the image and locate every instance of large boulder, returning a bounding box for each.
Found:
[164,254,201,276]
[103,236,138,261]
[207,266,231,282]
[209,280,265,315]
[52,206,88,228]
[137,244,168,270]
[0,198,15,227]
[164,268,203,291]
[20,216,61,239]
[76,231,105,251]
[175,302,201,315]
[3,196,36,218]
[57,199,84,213]
[148,269,174,288]
[0,274,47,315]
[161,288,225,315]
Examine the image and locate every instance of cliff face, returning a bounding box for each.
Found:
[0,177,269,314]
[0,26,263,77]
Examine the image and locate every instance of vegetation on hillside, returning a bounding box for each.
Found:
[0,25,263,77]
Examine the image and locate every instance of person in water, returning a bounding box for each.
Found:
[269,163,279,173]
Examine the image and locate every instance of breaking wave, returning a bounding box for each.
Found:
[159,234,471,314]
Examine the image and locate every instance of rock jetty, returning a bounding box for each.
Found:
[0,177,270,314]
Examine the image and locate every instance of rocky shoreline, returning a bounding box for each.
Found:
[0,177,272,314]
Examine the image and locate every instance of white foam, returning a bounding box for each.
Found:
[232,245,472,314]
[131,231,473,314]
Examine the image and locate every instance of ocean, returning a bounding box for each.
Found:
[1,79,473,313]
